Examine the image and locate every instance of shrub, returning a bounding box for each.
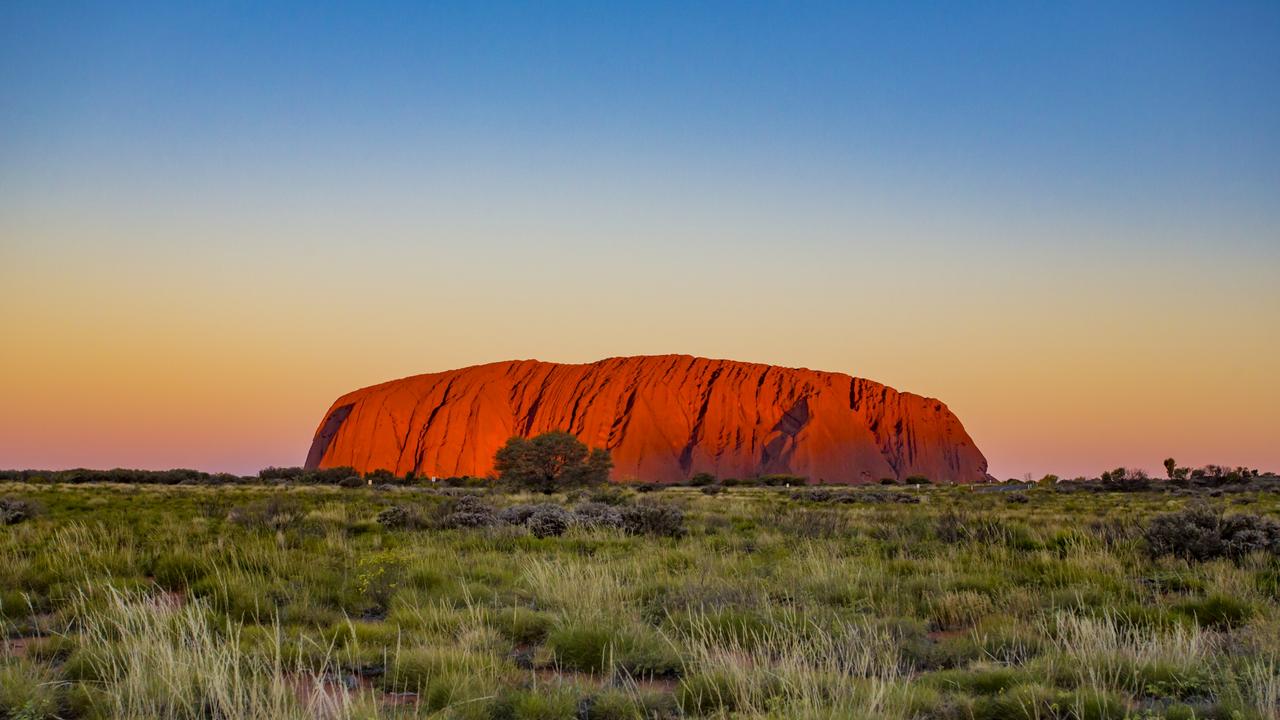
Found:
[1145,505,1280,561]
[1100,468,1152,491]
[620,502,686,538]
[757,474,806,486]
[688,472,717,486]
[498,503,538,525]
[376,505,421,529]
[527,505,571,538]
[573,502,623,530]
[258,466,305,481]
[365,468,399,485]
[1220,512,1280,557]
[794,488,839,502]
[440,495,498,529]
[442,509,497,529]
[494,503,571,537]
[0,497,41,525]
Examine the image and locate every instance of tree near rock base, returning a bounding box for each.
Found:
[494,430,612,493]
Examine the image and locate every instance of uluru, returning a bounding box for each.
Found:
[305,355,990,484]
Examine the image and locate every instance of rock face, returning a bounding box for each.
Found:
[305,355,990,484]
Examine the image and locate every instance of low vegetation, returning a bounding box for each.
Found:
[0,470,1277,720]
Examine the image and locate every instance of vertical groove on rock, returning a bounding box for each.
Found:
[678,367,723,473]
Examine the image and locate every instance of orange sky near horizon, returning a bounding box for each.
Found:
[3,214,1277,480]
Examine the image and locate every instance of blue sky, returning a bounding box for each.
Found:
[5,1,1277,221]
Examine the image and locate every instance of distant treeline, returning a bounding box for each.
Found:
[0,466,815,488]
[0,464,1274,492]
[0,466,482,487]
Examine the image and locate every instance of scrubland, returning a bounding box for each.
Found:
[1,480,1278,719]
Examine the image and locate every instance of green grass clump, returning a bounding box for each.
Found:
[547,620,680,676]
[0,659,61,719]
[148,550,207,589]
[492,686,582,720]
[927,665,1039,695]
[491,606,555,644]
[577,688,644,720]
[1174,594,1254,629]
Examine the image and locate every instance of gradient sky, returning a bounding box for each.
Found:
[2,1,1278,480]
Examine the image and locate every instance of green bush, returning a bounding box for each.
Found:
[494,431,612,493]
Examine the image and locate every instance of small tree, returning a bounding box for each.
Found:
[688,472,717,487]
[1163,457,1177,480]
[494,430,613,493]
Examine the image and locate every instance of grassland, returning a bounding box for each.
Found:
[1,480,1277,719]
